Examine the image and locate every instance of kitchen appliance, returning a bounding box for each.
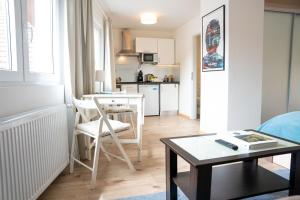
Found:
[140,53,158,64]
[138,84,159,116]
[117,29,139,57]
[137,70,143,82]
[145,74,157,82]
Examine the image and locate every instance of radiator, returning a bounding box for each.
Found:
[0,105,69,200]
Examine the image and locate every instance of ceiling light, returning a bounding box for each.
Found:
[140,13,157,25]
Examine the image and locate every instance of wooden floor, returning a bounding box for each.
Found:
[39,115,284,200]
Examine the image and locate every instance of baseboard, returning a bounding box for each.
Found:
[178,113,191,119]
[160,111,178,116]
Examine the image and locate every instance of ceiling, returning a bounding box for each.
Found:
[102,0,200,30]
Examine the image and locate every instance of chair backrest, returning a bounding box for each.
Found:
[72,97,97,124]
[72,96,119,137]
[93,97,117,136]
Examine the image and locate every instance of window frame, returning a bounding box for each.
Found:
[0,0,24,82]
[0,0,61,84]
[22,0,60,83]
[93,19,105,93]
[94,22,104,71]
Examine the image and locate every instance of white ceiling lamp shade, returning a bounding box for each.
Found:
[140,13,158,25]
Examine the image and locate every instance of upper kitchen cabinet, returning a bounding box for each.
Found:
[157,39,175,65]
[136,37,176,65]
[136,38,158,53]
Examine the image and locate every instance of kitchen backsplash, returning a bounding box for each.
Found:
[115,56,180,82]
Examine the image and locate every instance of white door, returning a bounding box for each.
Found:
[160,84,178,112]
[288,15,300,112]
[262,12,293,122]
[139,85,159,116]
[157,39,175,65]
[136,38,158,53]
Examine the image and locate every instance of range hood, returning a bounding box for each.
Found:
[117,29,139,57]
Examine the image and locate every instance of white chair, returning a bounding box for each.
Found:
[70,97,135,187]
[105,105,136,137]
[100,91,136,136]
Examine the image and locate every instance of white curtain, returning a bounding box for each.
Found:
[65,0,95,159]
[67,0,95,98]
[104,18,116,92]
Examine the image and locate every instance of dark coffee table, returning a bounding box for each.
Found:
[160,130,300,200]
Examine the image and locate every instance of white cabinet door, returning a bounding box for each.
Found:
[139,85,159,116]
[157,39,175,65]
[136,38,158,53]
[160,84,179,112]
[121,84,138,93]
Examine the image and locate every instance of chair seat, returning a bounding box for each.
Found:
[77,119,130,137]
[105,106,134,114]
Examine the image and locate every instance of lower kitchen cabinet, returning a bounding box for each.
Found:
[160,84,179,113]
[121,84,138,93]
[139,84,160,116]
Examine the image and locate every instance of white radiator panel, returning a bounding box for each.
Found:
[0,105,69,200]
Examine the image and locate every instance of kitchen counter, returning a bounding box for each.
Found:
[116,81,179,116]
[117,81,180,85]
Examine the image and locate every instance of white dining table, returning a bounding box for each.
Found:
[82,93,145,161]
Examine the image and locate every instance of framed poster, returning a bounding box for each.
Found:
[202,5,225,72]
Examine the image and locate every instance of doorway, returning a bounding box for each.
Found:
[193,34,201,120]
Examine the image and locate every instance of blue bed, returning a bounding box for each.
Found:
[257,111,300,143]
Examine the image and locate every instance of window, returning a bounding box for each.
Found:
[0,0,17,71]
[26,0,54,74]
[94,24,104,71]
[93,0,105,71]
[93,23,105,93]
[0,0,60,82]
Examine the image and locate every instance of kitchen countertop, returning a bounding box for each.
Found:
[117,81,180,85]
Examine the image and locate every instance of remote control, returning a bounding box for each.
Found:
[215,139,238,150]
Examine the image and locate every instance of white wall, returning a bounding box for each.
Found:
[200,0,264,132]
[175,16,201,118]
[227,0,264,130]
[200,0,229,132]
[0,84,64,118]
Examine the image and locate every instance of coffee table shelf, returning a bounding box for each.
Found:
[173,162,290,200]
[162,131,300,200]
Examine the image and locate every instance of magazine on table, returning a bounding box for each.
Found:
[219,130,278,150]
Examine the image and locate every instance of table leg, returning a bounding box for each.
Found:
[137,123,142,161]
[289,151,300,196]
[137,100,143,161]
[166,146,177,200]
[243,159,258,169]
[189,165,212,200]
